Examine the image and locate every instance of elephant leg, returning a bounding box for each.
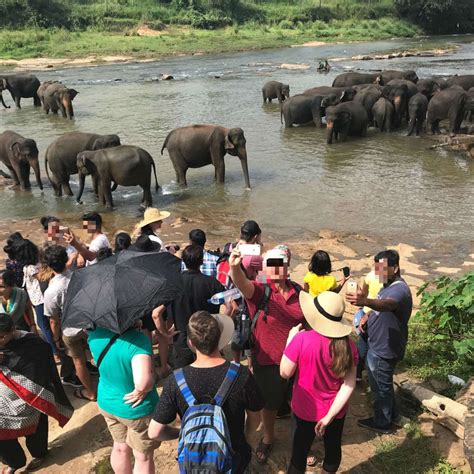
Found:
[213,158,225,183]
[63,181,73,197]
[407,120,415,136]
[33,94,41,107]
[7,164,20,186]
[14,96,21,109]
[92,175,100,195]
[169,152,188,186]
[361,123,368,137]
[12,161,29,189]
[141,183,153,208]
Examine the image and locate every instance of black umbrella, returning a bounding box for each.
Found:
[62,250,183,334]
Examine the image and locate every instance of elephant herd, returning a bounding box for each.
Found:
[268,71,474,143]
[0,73,78,119]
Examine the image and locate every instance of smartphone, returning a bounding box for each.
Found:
[346,279,358,294]
[239,244,261,256]
[342,266,350,278]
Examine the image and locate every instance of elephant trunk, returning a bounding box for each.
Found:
[31,159,43,190]
[239,150,251,190]
[76,172,86,203]
[63,97,74,119]
[326,121,334,144]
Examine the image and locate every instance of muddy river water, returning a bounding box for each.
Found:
[0,35,473,257]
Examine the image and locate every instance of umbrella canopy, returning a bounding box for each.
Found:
[62,250,183,334]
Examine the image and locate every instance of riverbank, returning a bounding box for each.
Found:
[0,18,419,63]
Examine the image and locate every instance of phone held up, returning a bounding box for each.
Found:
[239,244,261,256]
[342,266,350,278]
[346,279,358,295]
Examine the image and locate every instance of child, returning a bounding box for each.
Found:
[304,250,348,297]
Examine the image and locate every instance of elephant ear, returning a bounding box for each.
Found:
[9,142,20,154]
[224,133,235,151]
[69,89,78,100]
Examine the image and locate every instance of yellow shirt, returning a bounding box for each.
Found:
[304,272,337,297]
[363,270,383,313]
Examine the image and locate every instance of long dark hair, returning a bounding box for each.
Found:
[3,232,24,260]
[15,239,40,267]
[329,337,353,378]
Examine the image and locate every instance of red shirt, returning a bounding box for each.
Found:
[246,281,304,366]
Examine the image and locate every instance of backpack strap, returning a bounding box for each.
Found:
[252,283,272,327]
[96,333,120,369]
[213,362,241,407]
[175,368,197,407]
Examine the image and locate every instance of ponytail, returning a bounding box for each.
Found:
[330,337,353,378]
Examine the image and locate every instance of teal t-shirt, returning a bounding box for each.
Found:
[88,327,159,419]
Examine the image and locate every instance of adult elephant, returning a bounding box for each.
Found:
[382,83,410,128]
[262,81,290,103]
[45,131,121,197]
[416,79,441,99]
[37,80,60,106]
[161,125,250,189]
[281,93,339,128]
[43,82,78,119]
[354,87,382,125]
[325,102,368,144]
[0,131,43,190]
[427,86,467,135]
[372,97,394,132]
[76,145,159,209]
[381,70,418,84]
[332,72,381,87]
[303,86,357,101]
[0,74,41,109]
[407,93,429,136]
[446,75,474,91]
[387,79,418,98]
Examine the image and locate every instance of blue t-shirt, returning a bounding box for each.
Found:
[88,328,159,419]
[367,279,413,361]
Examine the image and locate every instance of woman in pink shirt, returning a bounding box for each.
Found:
[280,291,358,473]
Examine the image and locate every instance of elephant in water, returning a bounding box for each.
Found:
[407,93,429,137]
[325,102,368,144]
[332,72,381,88]
[426,86,467,136]
[0,74,41,109]
[161,125,250,189]
[262,81,290,104]
[281,93,340,128]
[43,82,78,119]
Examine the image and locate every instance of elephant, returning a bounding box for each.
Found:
[352,84,383,93]
[0,91,10,109]
[407,93,429,136]
[382,83,410,128]
[0,130,43,190]
[0,74,41,109]
[281,93,339,128]
[446,75,474,91]
[161,125,250,189]
[303,86,357,102]
[416,79,441,100]
[76,145,159,209]
[354,87,382,125]
[325,102,368,144]
[464,87,474,122]
[262,81,290,103]
[332,72,381,88]
[37,80,60,106]
[387,79,418,98]
[45,131,122,197]
[43,82,78,119]
[372,97,394,132]
[426,86,467,135]
[380,70,419,84]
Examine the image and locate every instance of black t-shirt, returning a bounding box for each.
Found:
[168,270,225,348]
[153,362,264,454]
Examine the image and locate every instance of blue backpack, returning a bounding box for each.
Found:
[175,362,241,474]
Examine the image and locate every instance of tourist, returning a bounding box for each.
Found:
[303,250,349,297]
[43,245,96,397]
[164,244,227,369]
[0,313,73,473]
[64,212,110,265]
[0,269,37,333]
[88,314,160,474]
[40,216,79,269]
[280,291,358,474]
[182,229,219,277]
[149,311,264,473]
[229,245,304,464]
[114,232,132,254]
[3,232,24,287]
[134,207,171,251]
[346,249,413,433]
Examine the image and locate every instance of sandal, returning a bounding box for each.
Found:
[307,455,317,467]
[255,438,273,464]
[73,388,96,401]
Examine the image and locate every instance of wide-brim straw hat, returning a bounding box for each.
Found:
[189,313,234,353]
[137,208,171,229]
[299,290,352,338]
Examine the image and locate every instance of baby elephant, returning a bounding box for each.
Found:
[43,82,78,119]
[407,93,429,136]
[372,97,394,132]
[262,81,290,103]
[76,145,159,209]
[325,102,368,144]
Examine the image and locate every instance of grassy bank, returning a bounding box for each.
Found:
[0,18,419,60]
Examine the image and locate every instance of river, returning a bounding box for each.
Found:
[1,35,473,257]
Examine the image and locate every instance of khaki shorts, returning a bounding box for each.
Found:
[62,331,88,359]
[100,409,160,453]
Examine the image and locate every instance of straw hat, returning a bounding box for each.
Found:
[137,208,170,229]
[299,291,352,338]
[188,313,234,353]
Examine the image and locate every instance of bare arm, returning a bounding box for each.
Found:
[148,419,179,441]
[64,232,97,262]
[123,354,155,408]
[280,354,297,379]
[346,287,398,312]
[228,249,255,300]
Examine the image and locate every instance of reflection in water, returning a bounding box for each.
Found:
[0,35,473,253]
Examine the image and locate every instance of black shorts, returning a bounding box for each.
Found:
[252,361,288,411]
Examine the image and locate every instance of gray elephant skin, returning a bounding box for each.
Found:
[0,130,43,190]
[161,125,250,189]
[45,131,121,197]
[0,74,41,109]
[281,94,339,128]
[372,97,394,132]
[407,93,429,136]
[303,86,357,101]
[382,83,410,128]
[0,90,10,109]
[380,70,418,84]
[332,72,381,87]
[354,86,382,125]
[325,102,368,144]
[446,75,474,91]
[37,80,60,106]
[262,81,290,103]
[427,86,467,135]
[76,145,159,209]
[416,79,441,99]
[465,87,474,121]
[43,82,78,119]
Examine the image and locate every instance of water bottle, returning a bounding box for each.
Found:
[208,288,242,305]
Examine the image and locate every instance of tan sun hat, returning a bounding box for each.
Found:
[299,290,352,338]
[137,207,171,228]
[188,313,234,353]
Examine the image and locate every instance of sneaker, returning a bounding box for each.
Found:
[357,417,393,434]
[61,376,83,388]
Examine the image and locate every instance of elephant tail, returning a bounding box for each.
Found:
[160,133,170,155]
[151,159,159,192]
[280,103,283,124]
[44,152,52,184]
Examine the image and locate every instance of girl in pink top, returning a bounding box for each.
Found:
[281,291,358,474]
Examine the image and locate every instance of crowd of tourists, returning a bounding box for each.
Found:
[0,208,413,474]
